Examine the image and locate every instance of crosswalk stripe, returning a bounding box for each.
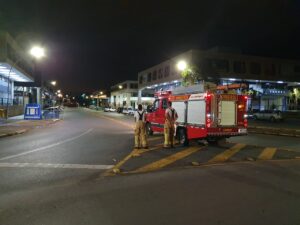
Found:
[208,143,246,163]
[258,147,277,160]
[134,146,202,173]
[0,162,114,170]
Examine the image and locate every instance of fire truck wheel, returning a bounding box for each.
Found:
[208,138,227,146]
[178,128,189,146]
[146,123,153,136]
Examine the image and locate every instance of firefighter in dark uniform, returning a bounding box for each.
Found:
[134,104,148,149]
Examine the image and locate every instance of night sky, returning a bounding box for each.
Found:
[1,0,299,94]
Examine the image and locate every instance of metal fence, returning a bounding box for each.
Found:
[43,107,63,120]
[0,98,23,106]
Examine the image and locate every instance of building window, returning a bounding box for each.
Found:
[123,83,127,89]
[213,59,229,72]
[152,70,157,80]
[158,68,163,79]
[164,65,170,77]
[233,61,246,73]
[130,83,138,89]
[139,75,144,84]
[250,62,261,75]
[264,63,276,76]
[147,72,152,82]
[295,65,300,73]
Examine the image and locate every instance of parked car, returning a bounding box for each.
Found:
[127,107,135,116]
[253,110,284,122]
[122,107,129,114]
[104,107,111,112]
[109,108,116,112]
[122,107,135,115]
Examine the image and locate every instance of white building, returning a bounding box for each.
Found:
[110,80,154,109]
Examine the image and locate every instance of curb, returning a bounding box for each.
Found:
[248,126,300,138]
[0,129,28,138]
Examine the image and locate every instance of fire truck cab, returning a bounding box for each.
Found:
[145,84,248,146]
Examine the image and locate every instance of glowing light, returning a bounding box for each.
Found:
[30,46,45,59]
[177,60,187,71]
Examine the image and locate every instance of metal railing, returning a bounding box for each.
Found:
[0,98,23,106]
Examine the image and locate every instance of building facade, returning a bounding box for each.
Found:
[138,48,300,111]
[0,31,35,117]
[110,80,154,109]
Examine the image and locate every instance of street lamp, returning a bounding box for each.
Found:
[30,46,46,110]
[30,46,45,59]
[118,85,123,89]
[177,60,187,71]
[51,81,56,86]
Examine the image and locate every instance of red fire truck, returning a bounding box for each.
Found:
[145,84,248,145]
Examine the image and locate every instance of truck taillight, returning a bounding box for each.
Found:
[206,114,211,128]
[244,115,248,127]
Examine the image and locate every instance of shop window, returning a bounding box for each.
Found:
[233,61,246,73]
[250,62,261,75]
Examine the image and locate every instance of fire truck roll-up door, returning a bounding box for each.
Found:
[218,100,236,126]
[172,101,186,123]
[187,100,206,125]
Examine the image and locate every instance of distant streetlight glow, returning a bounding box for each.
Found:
[118,85,123,89]
[30,46,45,59]
[57,90,61,93]
[90,95,94,98]
[100,91,103,95]
[177,60,187,71]
[51,81,56,86]
[86,96,89,99]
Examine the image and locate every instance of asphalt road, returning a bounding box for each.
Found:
[0,108,299,225]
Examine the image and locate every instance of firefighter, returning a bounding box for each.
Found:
[134,104,148,149]
[164,101,178,148]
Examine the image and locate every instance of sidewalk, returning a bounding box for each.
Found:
[0,116,60,138]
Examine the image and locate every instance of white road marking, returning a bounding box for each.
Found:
[0,162,114,170]
[0,128,94,161]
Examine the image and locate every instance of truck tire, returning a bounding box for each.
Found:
[178,128,189,146]
[146,123,153,136]
[207,137,227,147]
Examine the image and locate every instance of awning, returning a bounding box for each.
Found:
[0,62,33,82]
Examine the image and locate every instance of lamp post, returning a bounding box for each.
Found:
[30,46,45,109]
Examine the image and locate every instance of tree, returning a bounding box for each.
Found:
[180,65,202,87]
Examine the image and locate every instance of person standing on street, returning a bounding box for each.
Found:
[164,101,178,148]
[134,104,148,149]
